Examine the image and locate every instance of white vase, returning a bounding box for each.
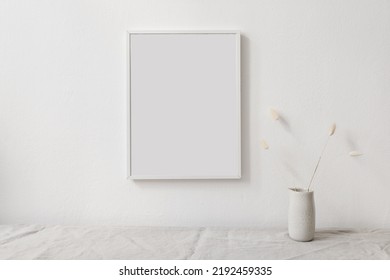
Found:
[288,188,315,242]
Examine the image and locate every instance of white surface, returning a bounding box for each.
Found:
[129,32,240,179]
[0,225,389,259]
[1,0,390,228]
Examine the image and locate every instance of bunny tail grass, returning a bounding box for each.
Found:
[307,123,336,191]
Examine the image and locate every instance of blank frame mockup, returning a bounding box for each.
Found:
[128,31,241,179]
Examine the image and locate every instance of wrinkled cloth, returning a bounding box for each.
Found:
[0,225,389,259]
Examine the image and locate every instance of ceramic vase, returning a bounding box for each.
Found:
[288,188,315,242]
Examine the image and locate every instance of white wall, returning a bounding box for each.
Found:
[1,0,390,228]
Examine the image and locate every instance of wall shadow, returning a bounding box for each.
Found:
[132,33,251,189]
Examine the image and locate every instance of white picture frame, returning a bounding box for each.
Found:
[127,31,241,179]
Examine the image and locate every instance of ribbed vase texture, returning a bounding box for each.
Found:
[288,188,315,242]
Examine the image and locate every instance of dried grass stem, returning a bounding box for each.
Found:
[307,137,330,192]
